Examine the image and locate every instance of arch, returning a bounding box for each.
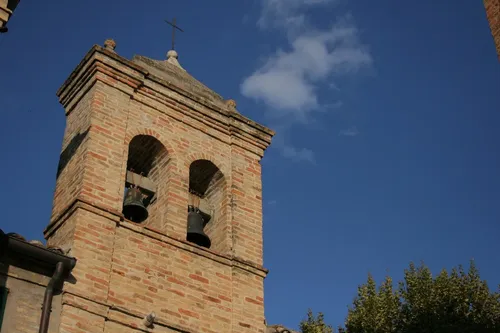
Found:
[183,152,228,178]
[122,134,174,228]
[189,160,222,196]
[125,128,178,169]
[126,135,168,181]
[187,158,230,253]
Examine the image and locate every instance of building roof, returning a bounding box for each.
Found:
[3,232,70,256]
[131,49,232,112]
[0,230,76,278]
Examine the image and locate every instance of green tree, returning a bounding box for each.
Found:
[341,274,400,333]
[300,309,333,333]
[300,261,500,333]
[340,260,500,333]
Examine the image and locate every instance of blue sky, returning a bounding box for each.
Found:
[1,0,499,330]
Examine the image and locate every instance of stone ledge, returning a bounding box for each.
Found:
[56,44,274,156]
[61,58,272,158]
[62,291,109,318]
[108,306,191,333]
[0,264,51,288]
[57,45,145,99]
[44,200,268,277]
[44,198,122,238]
[62,291,214,333]
[126,222,269,277]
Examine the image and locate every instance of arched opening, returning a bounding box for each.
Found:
[187,160,228,251]
[123,135,169,224]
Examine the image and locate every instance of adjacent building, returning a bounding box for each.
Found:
[484,0,500,60]
[0,230,76,333]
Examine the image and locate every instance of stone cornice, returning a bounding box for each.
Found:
[44,199,269,278]
[57,45,274,156]
[62,291,218,333]
[129,222,269,278]
[57,45,144,100]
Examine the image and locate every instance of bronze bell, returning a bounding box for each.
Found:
[123,187,148,223]
[186,205,211,248]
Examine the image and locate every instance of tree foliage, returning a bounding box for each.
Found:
[301,261,500,333]
[300,309,333,333]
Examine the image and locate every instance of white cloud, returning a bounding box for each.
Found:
[258,0,337,30]
[339,126,359,136]
[241,0,371,163]
[328,82,341,91]
[271,130,317,163]
[281,145,316,163]
[324,100,343,109]
[241,6,372,121]
[241,69,317,120]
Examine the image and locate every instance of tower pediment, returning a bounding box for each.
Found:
[132,54,228,110]
[57,43,274,157]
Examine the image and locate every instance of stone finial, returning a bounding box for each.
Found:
[166,50,186,71]
[167,49,178,59]
[104,39,116,52]
[225,99,237,110]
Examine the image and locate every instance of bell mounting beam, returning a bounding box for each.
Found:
[125,171,157,195]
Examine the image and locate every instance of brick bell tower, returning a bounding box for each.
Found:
[44,38,274,333]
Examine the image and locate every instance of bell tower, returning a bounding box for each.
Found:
[44,39,274,333]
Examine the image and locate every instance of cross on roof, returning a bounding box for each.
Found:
[165,17,184,51]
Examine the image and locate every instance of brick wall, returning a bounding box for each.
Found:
[485,0,500,60]
[0,264,63,333]
[43,43,273,333]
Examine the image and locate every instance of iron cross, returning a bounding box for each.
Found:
[165,18,184,50]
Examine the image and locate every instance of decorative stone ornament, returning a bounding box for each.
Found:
[104,39,116,52]
[166,49,186,71]
[225,99,237,110]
